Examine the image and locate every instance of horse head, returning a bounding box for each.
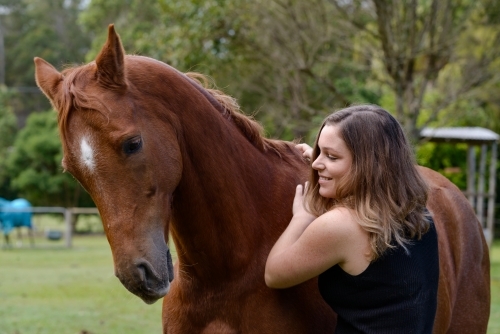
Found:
[34,25,177,304]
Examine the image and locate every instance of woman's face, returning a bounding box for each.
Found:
[311,124,353,199]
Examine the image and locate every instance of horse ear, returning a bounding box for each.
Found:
[95,24,126,88]
[34,57,63,104]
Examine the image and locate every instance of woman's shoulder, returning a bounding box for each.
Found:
[314,206,372,274]
[314,206,363,237]
[318,206,357,224]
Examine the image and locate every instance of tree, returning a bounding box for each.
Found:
[79,0,241,74]
[0,0,90,125]
[0,85,17,198]
[78,0,162,61]
[78,0,500,142]
[439,0,500,134]
[5,110,93,207]
[79,0,380,140]
[1,0,90,86]
[226,0,381,139]
[329,0,500,142]
[0,86,16,152]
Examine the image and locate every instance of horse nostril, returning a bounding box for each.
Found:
[136,263,147,283]
[135,260,161,288]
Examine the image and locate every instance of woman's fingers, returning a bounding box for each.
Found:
[296,143,313,160]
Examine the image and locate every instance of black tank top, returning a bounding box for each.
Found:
[318,219,439,334]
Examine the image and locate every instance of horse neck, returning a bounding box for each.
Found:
[166,88,305,282]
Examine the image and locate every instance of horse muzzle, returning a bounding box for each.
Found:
[115,249,174,304]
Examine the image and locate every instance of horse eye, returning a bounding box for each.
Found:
[123,137,143,155]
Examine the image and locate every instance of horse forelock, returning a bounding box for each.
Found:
[57,63,111,152]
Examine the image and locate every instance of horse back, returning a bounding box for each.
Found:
[418,166,490,333]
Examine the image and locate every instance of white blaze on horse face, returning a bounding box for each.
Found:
[80,137,96,172]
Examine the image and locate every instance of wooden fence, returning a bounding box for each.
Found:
[0,207,99,248]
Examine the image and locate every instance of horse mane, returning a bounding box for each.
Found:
[55,62,300,162]
[185,72,298,160]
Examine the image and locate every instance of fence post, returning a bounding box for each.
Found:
[487,142,498,248]
[476,144,487,226]
[467,145,476,207]
[64,209,72,248]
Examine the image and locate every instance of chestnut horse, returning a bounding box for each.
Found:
[34,25,489,333]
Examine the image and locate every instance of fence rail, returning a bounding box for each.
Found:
[0,207,100,248]
[2,205,499,247]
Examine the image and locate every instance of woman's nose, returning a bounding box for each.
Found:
[311,157,323,170]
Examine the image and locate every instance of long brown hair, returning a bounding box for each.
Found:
[305,105,430,260]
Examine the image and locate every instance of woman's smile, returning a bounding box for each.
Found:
[318,176,333,183]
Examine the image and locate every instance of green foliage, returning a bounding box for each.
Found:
[0,0,90,131]
[2,0,90,87]
[0,87,17,154]
[0,86,18,198]
[416,142,468,190]
[0,0,498,205]
[79,0,162,61]
[78,0,381,139]
[5,110,93,207]
[418,0,500,135]
[79,0,240,72]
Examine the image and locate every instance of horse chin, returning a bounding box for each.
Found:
[119,270,171,305]
[137,284,170,305]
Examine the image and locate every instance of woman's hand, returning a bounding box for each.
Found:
[296,143,313,161]
[292,182,316,223]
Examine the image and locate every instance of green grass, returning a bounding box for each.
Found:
[0,236,499,334]
[490,240,500,334]
[0,236,163,334]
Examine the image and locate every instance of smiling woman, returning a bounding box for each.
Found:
[266,105,488,333]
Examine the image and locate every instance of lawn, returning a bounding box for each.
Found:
[0,235,498,334]
[0,235,163,334]
[491,240,500,334]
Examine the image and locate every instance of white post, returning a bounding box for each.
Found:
[467,145,476,207]
[486,142,498,248]
[64,209,72,248]
[476,144,487,226]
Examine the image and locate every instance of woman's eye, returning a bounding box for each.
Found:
[123,137,143,155]
[327,155,337,160]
